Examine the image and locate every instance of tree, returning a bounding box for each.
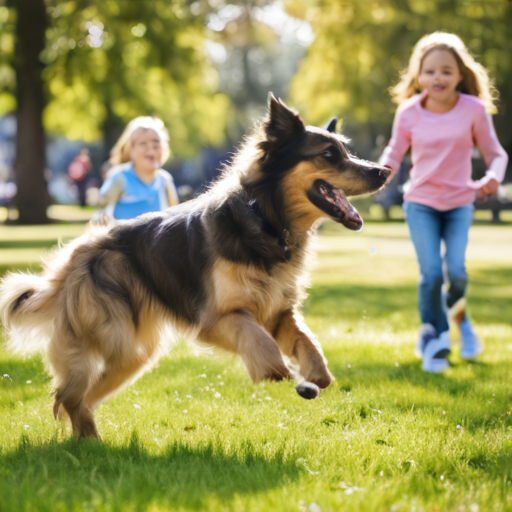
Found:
[287,0,512,162]
[12,0,49,223]
[204,1,312,139]
[41,0,232,156]
[0,0,233,224]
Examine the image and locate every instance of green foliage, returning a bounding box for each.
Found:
[0,0,233,155]
[0,4,16,116]
[0,218,511,510]
[42,0,234,155]
[288,0,512,128]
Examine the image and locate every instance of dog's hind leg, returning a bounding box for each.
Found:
[274,311,334,389]
[201,311,292,382]
[85,318,162,411]
[49,343,103,440]
[84,357,148,411]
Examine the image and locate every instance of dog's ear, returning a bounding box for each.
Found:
[324,117,338,133]
[262,93,305,145]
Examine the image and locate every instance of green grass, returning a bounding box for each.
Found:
[1,215,511,512]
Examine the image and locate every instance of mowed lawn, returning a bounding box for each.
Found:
[0,211,511,512]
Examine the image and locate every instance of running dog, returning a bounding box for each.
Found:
[0,95,390,439]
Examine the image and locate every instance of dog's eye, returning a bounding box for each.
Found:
[321,149,333,158]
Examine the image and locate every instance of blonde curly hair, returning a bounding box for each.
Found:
[109,116,171,166]
[391,32,498,114]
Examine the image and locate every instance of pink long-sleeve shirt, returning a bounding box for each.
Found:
[380,91,508,211]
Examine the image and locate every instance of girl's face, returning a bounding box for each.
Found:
[418,49,462,104]
[129,128,162,173]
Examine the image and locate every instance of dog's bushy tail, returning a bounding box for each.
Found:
[0,271,55,354]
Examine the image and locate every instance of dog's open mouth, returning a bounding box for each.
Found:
[307,179,363,231]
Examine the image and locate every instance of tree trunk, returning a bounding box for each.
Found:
[14,0,50,224]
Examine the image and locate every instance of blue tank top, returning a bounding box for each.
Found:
[101,166,170,220]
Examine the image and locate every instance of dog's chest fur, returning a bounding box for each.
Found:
[207,251,308,328]
[202,189,311,328]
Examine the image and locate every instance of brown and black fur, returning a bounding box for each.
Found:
[0,95,390,439]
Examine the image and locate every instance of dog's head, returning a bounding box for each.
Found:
[247,94,390,232]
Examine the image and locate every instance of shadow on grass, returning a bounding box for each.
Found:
[0,355,46,382]
[0,239,64,250]
[0,434,301,511]
[305,282,417,320]
[306,265,512,325]
[0,263,41,278]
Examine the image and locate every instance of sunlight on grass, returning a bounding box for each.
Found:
[0,215,511,511]
[0,205,95,223]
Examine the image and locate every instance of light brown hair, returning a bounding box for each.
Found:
[109,116,171,166]
[391,32,498,113]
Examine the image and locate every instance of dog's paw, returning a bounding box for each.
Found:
[295,381,320,400]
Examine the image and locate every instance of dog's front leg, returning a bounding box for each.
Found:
[201,311,291,383]
[274,311,334,389]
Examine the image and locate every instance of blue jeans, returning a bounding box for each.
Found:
[403,201,474,334]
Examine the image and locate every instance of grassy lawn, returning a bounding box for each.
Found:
[0,211,511,512]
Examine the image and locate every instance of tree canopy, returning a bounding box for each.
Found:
[0,0,236,157]
[287,0,512,148]
[0,0,510,223]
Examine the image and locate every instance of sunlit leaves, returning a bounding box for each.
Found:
[44,79,106,141]
[36,0,231,154]
[131,23,146,37]
[0,0,235,153]
[289,0,512,130]
[0,92,15,117]
[0,6,16,112]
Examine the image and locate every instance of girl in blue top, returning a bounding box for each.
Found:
[99,117,179,220]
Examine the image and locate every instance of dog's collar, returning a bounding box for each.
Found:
[248,199,291,259]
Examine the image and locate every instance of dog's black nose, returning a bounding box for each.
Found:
[296,381,320,399]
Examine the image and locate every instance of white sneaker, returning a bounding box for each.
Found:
[448,298,483,359]
[415,323,437,358]
[459,320,483,359]
[421,331,451,373]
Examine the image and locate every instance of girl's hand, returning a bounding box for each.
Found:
[477,178,499,200]
[475,188,487,201]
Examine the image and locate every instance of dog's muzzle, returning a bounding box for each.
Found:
[307,179,363,231]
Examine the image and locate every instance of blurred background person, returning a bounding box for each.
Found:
[98,117,179,221]
[67,149,91,207]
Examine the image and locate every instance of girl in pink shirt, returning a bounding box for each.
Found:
[380,32,508,373]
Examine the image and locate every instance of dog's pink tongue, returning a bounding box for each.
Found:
[332,189,360,222]
[319,185,363,229]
